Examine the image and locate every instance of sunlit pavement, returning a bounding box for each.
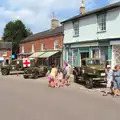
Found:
[0,74,120,120]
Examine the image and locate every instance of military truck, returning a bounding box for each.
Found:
[73,58,106,89]
[23,65,49,79]
[1,59,24,75]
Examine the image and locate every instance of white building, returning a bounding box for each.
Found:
[61,1,120,68]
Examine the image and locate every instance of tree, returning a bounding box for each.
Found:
[3,20,33,54]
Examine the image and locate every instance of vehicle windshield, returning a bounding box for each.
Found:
[87,60,100,65]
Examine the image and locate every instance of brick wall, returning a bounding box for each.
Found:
[20,35,63,53]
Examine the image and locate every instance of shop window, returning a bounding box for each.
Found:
[73,49,78,66]
[54,40,58,50]
[97,13,106,32]
[73,21,79,37]
[82,60,86,66]
[68,49,72,65]
[92,48,99,58]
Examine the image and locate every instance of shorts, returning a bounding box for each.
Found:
[107,81,112,88]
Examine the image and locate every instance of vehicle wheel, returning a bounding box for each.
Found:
[32,71,39,79]
[85,78,93,89]
[23,75,29,79]
[74,76,79,83]
[1,69,9,75]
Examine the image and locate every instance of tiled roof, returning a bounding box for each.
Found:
[0,42,12,49]
[21,26,63,43]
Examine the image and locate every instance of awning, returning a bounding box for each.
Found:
[39,51,59,58]
[29,52,45,58]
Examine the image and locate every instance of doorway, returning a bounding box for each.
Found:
[81,52,89,59]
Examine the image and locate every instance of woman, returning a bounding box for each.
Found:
[113,65,120,97]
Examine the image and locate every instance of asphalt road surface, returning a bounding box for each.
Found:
[0,74,120,120]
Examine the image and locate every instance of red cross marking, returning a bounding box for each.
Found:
[23,60,30,67]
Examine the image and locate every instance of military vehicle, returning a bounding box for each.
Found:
[1,59,24,75]
[23,58,50,79]
[23,65,49,79]
[73,58,106,89]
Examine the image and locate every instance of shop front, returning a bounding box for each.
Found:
[64,41,110,67]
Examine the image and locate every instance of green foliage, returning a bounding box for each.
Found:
[3,20,33,54]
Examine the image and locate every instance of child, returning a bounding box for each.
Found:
[57,69,63,87]
[48,64,57,88]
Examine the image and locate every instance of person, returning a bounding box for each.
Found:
[103,65,113,96]
[113,65,120,97]
[63,62,71,86]
[57,68,64,87]
[48,64,58,87]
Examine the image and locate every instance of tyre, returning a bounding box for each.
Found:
[32,71,39,79]
[85,78,93,89]
[1,69,9,75]
[23,75,29,79]
[74,76,79,83]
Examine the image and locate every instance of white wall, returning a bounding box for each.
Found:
[64,7,120,44]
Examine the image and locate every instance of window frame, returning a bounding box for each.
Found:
[31,43,35,53]
[73,20,79,37]
[97,13,106,33]
[41,42,44,51]
[54,40,58,50]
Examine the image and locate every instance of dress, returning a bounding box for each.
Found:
[113,70,120,89]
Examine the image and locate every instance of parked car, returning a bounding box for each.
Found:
[73,58,106,89]
[23,65,49,79]
[1,59,24,75]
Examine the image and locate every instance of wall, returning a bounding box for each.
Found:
[63,7,120,44]
[19,35,63,53]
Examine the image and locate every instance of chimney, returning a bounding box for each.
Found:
[80,0,85,14]
[51,12,59,29]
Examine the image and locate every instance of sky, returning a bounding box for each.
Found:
[0,0,120,36]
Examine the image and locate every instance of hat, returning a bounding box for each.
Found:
[107,65,111,68]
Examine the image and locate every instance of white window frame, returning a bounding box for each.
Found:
[22,45,24,53]
[73,20,79,37]
[41,42,44,51]
[97,13,106,32]
[32,43,35,53]
[54,40,58,50]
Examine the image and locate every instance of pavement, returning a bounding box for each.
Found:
[0,73,120,120]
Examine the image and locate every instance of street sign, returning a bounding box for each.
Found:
[23,58,30,67]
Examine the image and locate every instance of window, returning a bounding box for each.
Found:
[54,40,58,50]
[41,42,44,51]
[22,45,24,53]
[97,13,106,32]
[2,51,7,56]
[32,44,35,53]
[73,21,79,36]
[92,48,100,58]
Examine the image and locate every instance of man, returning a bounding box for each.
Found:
[103,65,113,96]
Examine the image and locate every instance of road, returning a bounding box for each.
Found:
[0,74,120,120]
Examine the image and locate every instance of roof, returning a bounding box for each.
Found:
[21,26,64,43]
[0,42,12,50]
[61,2,120,23]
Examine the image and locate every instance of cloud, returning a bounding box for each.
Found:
[0,0,98,36]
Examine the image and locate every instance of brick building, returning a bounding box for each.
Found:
[19,19,64,67]
[0,42,12,64]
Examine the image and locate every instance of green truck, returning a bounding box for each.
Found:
[73,58,106,89]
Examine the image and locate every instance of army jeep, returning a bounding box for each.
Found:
[23,65,49,79]
[73,58,106,89]
[1,59,24,75]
